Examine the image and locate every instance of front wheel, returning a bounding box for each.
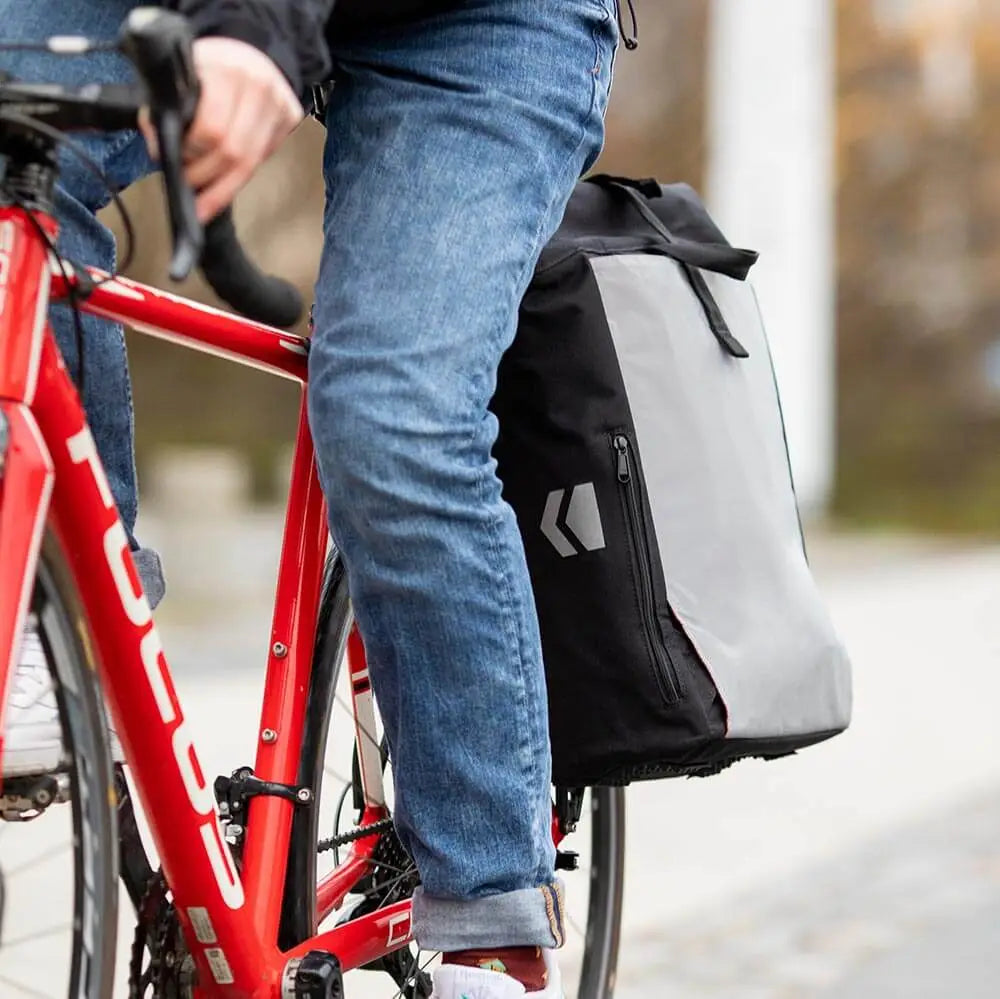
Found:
[0,535,119,998]
[283,553,626,999]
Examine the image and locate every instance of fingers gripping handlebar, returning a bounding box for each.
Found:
[118,8,303,327]
[0,10,304,326]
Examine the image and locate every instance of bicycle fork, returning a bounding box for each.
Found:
[0,402,54,778]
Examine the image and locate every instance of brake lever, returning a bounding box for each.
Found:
[118,7,202,280]
[155,107,201,279]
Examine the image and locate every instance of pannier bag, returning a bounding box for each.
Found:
[490,176,852,787]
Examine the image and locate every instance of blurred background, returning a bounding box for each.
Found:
[114,0,1000,534]
[63,0,1000,996]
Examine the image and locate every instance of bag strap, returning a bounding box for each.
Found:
[591,177,750,358]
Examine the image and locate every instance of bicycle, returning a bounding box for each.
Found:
[0,10,625,998]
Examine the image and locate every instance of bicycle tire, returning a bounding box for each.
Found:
[574,785,625,999]
[282,552,625,999]
[0,533,119,999]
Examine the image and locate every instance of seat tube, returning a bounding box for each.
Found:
[241,392,329,943]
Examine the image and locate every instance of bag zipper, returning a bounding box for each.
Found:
[612,434,681,703]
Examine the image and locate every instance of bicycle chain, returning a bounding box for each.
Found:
[128,871,162,998]
[317,816,395,854]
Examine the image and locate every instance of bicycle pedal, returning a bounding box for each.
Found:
[283,950,344,999]
[0,772,70,820]
[555,849,580,871]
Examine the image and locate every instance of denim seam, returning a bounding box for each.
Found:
[61,128,137,215]
[471,10,611,886]
[539,882,566,947]
[95,129,143,211]
[106,234,140,525]
[476,462,537,790]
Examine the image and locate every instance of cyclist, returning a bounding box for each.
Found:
[2,1,619,996]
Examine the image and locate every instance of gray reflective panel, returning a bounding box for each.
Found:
[591,255,851,739]
[565,482,607,553]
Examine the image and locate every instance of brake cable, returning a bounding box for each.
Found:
[0,105,138,397]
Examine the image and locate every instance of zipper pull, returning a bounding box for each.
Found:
[613,436,631,483]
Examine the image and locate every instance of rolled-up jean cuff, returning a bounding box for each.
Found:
[132,547,166,610]
[411,880,566,952]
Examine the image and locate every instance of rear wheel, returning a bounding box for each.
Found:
[0,536,119,998]
[283,554,625,999]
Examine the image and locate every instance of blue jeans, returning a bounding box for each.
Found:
[3,0,616,950]
[0,0,164,605]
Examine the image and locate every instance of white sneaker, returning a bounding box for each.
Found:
[430,950,564,999]
[3,620,122,777]
[3,622,64,776]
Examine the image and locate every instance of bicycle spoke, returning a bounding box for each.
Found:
[406,949,440,999]
[334,693,382,758]
[416,950,440,983]
[389,947,421,999]
[374,873,416,910]
[0,973,53,998]
[2,923,72,948]
[362,858,412,878]
[4,841,70,879]
[354,869,414,906]
[385,945,438,999]
[323,762,352,787]
[566,910,586,941]
[340,865,418,916]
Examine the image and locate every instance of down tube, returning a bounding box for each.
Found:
[241,392,329,945]
[33,336,273,995]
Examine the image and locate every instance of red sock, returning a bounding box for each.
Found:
[442,946,548,992]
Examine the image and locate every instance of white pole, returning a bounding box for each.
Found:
[706,0,836,516]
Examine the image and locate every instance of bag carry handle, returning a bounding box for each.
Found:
[587,175,759,278]
[588,176,752,358]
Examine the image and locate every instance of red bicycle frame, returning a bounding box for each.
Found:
[0,201,550,997]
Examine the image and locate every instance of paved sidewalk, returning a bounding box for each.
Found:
[615,788,1000,999]
[4,511,999,997]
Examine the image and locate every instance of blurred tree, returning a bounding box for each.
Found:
[836,0,1000,532]
[600,1,708,184]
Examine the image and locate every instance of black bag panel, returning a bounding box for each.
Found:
[587,730,846,786]
[491,255,726,787]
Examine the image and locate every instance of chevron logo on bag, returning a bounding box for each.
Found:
[540,483,606,557]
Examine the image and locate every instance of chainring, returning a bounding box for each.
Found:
[128,871,191,999]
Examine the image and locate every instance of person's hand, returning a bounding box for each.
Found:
[142,37,303,223]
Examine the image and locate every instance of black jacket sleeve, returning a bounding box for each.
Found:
[165,0,336,98]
